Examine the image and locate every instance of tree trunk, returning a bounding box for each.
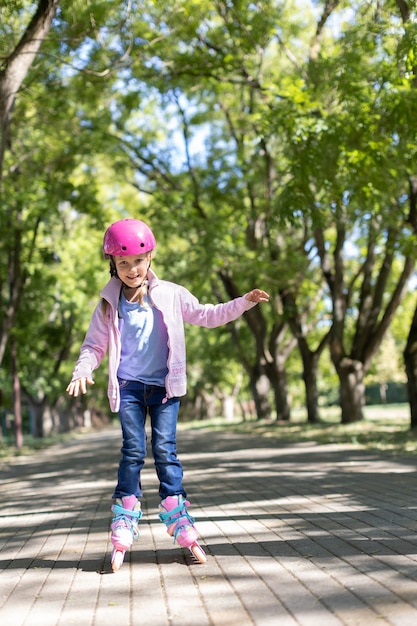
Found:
[280,289,329,424]
[266,359,291,421]
[11,337,23,449]
[23,390,47,438]
[248,364,272,420]
[303,352,322,424]
[217,270,276,420]
[404,304,417,429]
[337,357,366,424]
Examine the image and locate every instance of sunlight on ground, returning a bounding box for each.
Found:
[178,403,417,456]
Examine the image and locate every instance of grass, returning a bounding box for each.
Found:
[2,404,417,459]
[179,403,417,456]
[0,431,82,460]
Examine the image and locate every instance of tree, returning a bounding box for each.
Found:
[0,0,61,446]
[404,177,417,428]
[405,305,417,428]
[2,0,416,437]
[397,0,417,428]
[285,0,417,422]
[92,0,334,421]
[0,0,128,438]
[105,0,417,426]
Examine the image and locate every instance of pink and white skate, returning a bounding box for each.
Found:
[110,494,142,571]
[159,495,206,564]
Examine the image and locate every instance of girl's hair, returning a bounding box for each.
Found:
[109,257,117,278]
[100,282,149,320]
[101,297,110,319]
[128,283,149,307]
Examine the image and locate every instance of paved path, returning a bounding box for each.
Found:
[1,425,417,625]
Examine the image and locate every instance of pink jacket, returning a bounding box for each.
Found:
[71,269,257,412]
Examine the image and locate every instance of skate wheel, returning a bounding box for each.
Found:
[112,550,125,572]
[190,543,207,564]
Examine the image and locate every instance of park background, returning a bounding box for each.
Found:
[1,0,417,451]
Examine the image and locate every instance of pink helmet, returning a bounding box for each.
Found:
[103,219,156,256]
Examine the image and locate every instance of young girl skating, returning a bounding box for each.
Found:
[66,218,269,570]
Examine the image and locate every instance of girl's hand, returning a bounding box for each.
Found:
[245,289,270,303]
[66,377,94,397]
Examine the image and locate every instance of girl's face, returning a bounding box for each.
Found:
[113,253,151,288]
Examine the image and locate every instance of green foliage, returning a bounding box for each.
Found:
[1,0,417,436]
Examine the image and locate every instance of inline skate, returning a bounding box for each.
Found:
[110,494,142,571]
[159,494,206,564]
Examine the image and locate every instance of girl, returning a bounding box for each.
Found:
[66,218,269,570]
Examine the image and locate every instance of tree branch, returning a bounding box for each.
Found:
[0,0,60,177]
[396,0,410,22]
[309,0,341,61]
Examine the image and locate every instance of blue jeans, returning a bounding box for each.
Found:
[112,380,185,501]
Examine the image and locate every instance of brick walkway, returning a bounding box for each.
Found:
[1,425,417,625]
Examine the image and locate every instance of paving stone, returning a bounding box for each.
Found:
[1,427,417,625]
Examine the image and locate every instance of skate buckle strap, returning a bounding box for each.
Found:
[159,501,194,523]
[112,502,142,539]
[159,501,195,542]
[112,503,142,520]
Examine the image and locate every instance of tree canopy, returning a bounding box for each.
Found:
[1,0,417,446]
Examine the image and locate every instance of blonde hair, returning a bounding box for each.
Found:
[100,283,150,321]
[132,283,149,307]
[101,297,110,319]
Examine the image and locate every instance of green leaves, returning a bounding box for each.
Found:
[1,0,417,431]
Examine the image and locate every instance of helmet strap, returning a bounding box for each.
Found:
[109,258,117,277]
